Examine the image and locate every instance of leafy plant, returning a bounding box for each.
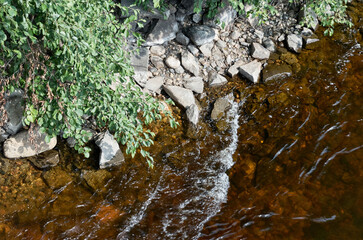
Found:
[0,0,177,167]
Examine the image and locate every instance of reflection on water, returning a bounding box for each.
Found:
[1,3,363,239]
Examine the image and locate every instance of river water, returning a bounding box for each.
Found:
[1,3,363,240]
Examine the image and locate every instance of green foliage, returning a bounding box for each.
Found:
[0,0,177,166]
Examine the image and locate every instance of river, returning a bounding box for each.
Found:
[1,3,362,240]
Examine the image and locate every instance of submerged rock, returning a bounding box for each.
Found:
[95,131,124,169]
[239,60,262,83]
[42,166,73,190]
[82,169,112,192]
[163,85,195,109]
[211,96,232,121]
[28,150,60,169]
[262,64,292,82]
[3,127,57,159]
[184,25,215,46]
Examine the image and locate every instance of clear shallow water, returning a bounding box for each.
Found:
[1,3,363,239]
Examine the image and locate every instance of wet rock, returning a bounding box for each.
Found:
[151,56,165,69]
[82,169,112,192]
[280,52,299,65]
[183,77,204,94]
[216,119,229,132]
[262,64,292,82]
[306,38,319,45]
[199,42,214,58]
[150,45,166,56]
[144,76,164,93]
[145,16,179,46]
[227,59,246,77]
[209,72,227,87]
[239,60,262,83]
[165,56,181,69]
[203,0,237,28]
[95,131,124,169]
[163,85,195,109]
[131,46,149,87]
[28,150,59,169]
[287,34,303,53]
[176,32,190,46]
[211,97,231,121]
[181,50,200,76]
[263,38,276,52]
[42,167,73,190]
[250,42,270,60]
[2,89,24,135]
[3,127,57,159]
[186,104,199,125]
[184,25,215,46]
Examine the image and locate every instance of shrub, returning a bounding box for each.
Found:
[0,0,176,167]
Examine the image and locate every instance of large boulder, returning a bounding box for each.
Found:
[184,25,215,46]
[95,131,124,169]
[181,50,200,76]
[2,89,24,135]
[250,42,270,60]
[145,15,179,46]
[239,60,262,83]
[163,85,195,109]
[131,47,149,87]
[3,127,57,159]
[183,77,204,94]
[287,34,303,53]
[203,0,237,28]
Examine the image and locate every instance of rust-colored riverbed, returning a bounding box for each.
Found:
[1,3,362,239]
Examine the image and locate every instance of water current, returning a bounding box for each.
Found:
[1,3,362,239]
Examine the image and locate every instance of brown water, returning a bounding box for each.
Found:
[1,3,363,239]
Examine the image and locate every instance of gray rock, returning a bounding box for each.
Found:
[255,30,264,40]
[176,32,190,46]
[145,76,164,93]
[150,45,166,56]
[175,66,185,74]
[262,64,292,82]
[211,97,231,121]
[181,51,200,76]
[239,60,262,83]
[250,42,270,60]
[151,56,165,69]
[209,72,227,87]
[131,47,149,87]
[187,45,199,56]
[192,12,203,23]
[301,27,313,37]
[262,39,276,52]
[163,85,195,109]
[278,34,285,42]
[3,126,57,159]
[165,56,181,69]
[145,15,179,46]
[306,38,319,44]
[175,8,186,22]
[186,104,199,125]
[184,25,215,46]
[28,150,59,169]
[298,7,319,31]
[227,59,245,77]
[245,4,258,28]
[95,131,124,169]
[0,127,9,143]
[199,42,214,58]
[287,34,303,53]
[120,0,170,20]
[183,77,204,94]
[2,89,24,135]
[216,39,227,49]
[203,0,237,28]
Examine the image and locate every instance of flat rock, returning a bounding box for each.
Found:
[145,15,179,46]
[131,47,149,87]
[183,77,204,94]
[2,89,24,135]
[144,76,164,93]
[209,72,227,87]
[181,51,200,76]
[287,34,303,53]
[28,150,59,169]
[3,127,57,159]
[42,167,73,190]
[262,64,292,82]
[250,42,270,60]
[150,45,166,56]
[227,59,245,77]
[176,32,190,46]
[165,56,181,69]
[184,25,215,46]
[239,60,262,83]
[95,131,124,169]
[211,97,232,121]
[186,104,199,125]
[163,85,195,109]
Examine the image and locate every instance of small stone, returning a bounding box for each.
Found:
[176,32,190,46]
[150,45,166,56]
[199,42,214,58]
[181,51,200,76]
[151,56,165,69]
[192,12,203,23]
[262,38,276,52]
[183,77,204,94]
[186,104,199,125]
[209,72,228,87]
[95,131,124,169]
[145,16,179,46]
[239,60,262,83]
[227,59,245,77]
[287,34,303,53]
[188,45,199,56]
[175,66,185,74]
[145,76,164,93]
[230,31,241,40]
[250,42,270,60]
[165,56,181,69]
